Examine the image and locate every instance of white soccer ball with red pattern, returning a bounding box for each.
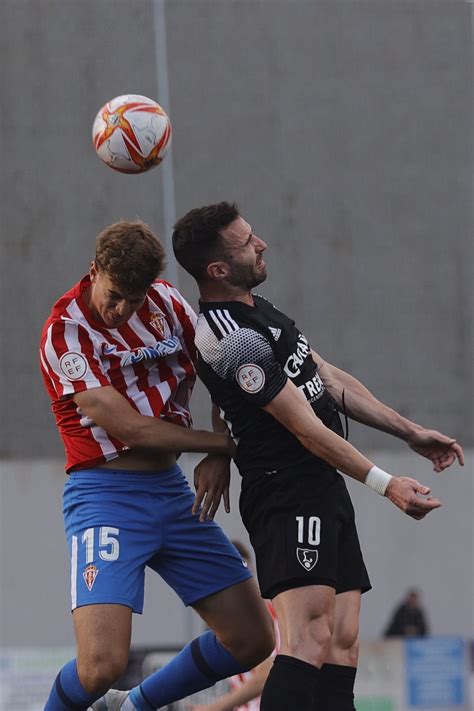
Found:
[92,94,172,174]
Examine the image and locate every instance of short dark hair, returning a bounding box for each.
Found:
[95,221,166,294]
[172,202,239,280]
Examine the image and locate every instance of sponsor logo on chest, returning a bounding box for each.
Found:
[102,336,182,367]
[284,334,311,378]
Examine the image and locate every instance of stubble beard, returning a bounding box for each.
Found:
[227,263,267,291]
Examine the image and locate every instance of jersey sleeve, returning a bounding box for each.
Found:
[40,319,111,399]
[198,325,287,407]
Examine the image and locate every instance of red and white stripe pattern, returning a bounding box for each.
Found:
[40,276,197,472]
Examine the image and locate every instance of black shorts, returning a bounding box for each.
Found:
[239,464,371,600]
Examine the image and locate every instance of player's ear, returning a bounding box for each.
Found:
[89,261,98,281]
[207,260,229,281]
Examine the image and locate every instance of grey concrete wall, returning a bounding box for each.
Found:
[0,451,472,646]
[1,0,472,458]
[1,0,473,647]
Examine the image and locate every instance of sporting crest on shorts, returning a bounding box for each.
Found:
[296,548,318,572]
[83,564,99,591]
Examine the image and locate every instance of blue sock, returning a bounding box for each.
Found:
[44,659,100,710]
[128,630,249,710]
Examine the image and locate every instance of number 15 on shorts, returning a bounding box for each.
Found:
[71,527,120,596]
[296,516,321,546]
[80,526,120,562]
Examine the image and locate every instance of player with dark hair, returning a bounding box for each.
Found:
[172,202,464,711]
[39,220,274,711]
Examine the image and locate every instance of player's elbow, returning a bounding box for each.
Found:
[117,417,174,452]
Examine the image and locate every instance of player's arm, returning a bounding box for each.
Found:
[263,380,441,520]
[192,403,232,521]
[73,386,235,456]
[312,349,464,472]
[187,656,273,711]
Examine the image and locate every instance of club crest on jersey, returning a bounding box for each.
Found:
[236,364,265,393]
[296,548,318,572]
[83,564,99,591]
[150,312,167,338]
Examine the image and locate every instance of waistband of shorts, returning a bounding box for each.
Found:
[68,464,183,484]
[241,459,339,481]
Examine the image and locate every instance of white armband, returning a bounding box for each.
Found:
[365,465,393,496]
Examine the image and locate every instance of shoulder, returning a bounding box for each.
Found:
[148,280,197,327]
[196,312,274,370]
[40,313,92,351]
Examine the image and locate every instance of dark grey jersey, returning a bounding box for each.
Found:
[196,295,343,475]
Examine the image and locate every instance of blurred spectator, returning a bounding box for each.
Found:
[384,589,430,637]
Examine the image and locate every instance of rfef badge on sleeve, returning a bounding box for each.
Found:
[236,364,265,393]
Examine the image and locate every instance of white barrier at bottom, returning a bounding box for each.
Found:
[0,638,471,711]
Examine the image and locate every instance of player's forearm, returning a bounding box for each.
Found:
[297,423,374,484]
[125,417,235,456]
[323,364,421,441]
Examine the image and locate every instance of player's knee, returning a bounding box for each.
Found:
[223,613,275,668]
[287,612,333,667]
[308,614,333,652]
[329,623,360,666]
[247,617,275,665]
[78,651,128,695]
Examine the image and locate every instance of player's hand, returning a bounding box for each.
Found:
[407,428,464,472]
[186,704,223,711]
[192,455,231,522]
[385,477,442,520]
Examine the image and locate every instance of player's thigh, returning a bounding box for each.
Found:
[193,577,274,659]
[326,590,361,666]
[335,485,371,596]
[241,471,343,600]
[73,603,132,671]
[149,475,252,607]
[273,584,336,649]
[64,470,159,613]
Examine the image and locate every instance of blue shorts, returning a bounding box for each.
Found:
[63,465,252,612]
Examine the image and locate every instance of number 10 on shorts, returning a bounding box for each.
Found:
[296,516,321,546]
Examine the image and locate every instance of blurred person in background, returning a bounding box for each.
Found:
[384,588,430,637]
[172,201,464,711]
[187,540,280,711]
[39,221,274,711]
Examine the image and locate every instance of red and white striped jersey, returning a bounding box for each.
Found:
[39,275,197,472]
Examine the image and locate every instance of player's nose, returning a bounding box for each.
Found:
[115,300,129,316]
[254,236,267,251]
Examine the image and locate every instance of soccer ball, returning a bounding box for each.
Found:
[92,94,172,174]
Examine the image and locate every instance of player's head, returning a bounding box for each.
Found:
[89,221,165,328]
[172,202,267,292]
[406,589,421,607]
